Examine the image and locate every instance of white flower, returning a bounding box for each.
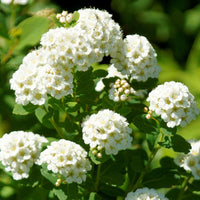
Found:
[77,8,123,58]
[1,0,28,5]
[0,131,48,180]
[174,139,200,180]
[147,81,199,128]
[38,140,92,184]
[10,48,73,105]
[111,34,160,82]
[81,109,132,155]
[125,187,168,200]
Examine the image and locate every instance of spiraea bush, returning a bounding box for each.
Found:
[0,1,200,199]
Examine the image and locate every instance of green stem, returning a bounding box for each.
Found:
[177,175,192,200]
[41,106,65,139]
[94,164,101,192]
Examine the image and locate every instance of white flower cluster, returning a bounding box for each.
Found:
[0,131,48,180]
[10,8,122,105]
[147,81,199,128]
[111,34,160,82]
[1,0,28,5]
[41,8,122,72]
[81,109,132,155]
[175,139,200,180]
[10,48,73,105]
[77,8,123,58]
[37,139,91,184]
[125,187,169,200]
[109,78,135,102]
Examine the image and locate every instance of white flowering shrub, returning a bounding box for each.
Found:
[0,3,200,200]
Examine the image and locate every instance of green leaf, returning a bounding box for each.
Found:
[15,16,49,51]
[40,164,58,186]
[171,134,191,153]
[132,114,158,134]
[89,192,102,200]
[0,13,9,39]
[92,69,108,79]
[89,150,111,165]
[130,78,158,90]
[13,103,38,115]
[143,167,182,188]
[99,183,125,197]
[50,188,67,200]
[35,107,54,129]
[127,149,148,172]
[75,67,96,104]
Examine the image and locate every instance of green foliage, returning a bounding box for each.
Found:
[15,16,49,51]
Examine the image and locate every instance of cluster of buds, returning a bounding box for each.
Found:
[56,11,74,24]
[144,107,153,119]
[109,79,135,102]
[55,175,67,187]
[91,145,103,159]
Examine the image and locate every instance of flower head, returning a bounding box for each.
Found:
[0,131,48,180]
[37,139,92,184]
[147,81,199,128]
[10,48,73,105]
[111,34,160,82]
[125,187,168,200]
[82,109,132,155]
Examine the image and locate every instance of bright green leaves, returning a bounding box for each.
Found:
[15,16,49,51]
[13,103,38,115]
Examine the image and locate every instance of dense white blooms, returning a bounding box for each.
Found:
[40,8,123,72]
[109,78,135,102]
[77,8,123,58]
[82,109,132,155]
[125,187,169,200]
[1,0,28,5]
[111,34,160,82]
[147,81,199,128]
[10,48,73,105]
[175,139,200,180]
[38,139,91,184]
[0,131,48,180]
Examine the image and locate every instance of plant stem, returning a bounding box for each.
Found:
[41,106,65,139]
[177,175,192,200]
[94,164,101,192]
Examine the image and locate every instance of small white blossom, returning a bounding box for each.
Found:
[175,139,200,180]
[125,187,168,200]
[81,109,132,155]
[38,140,92,184]
[111,34,160,82]
[0,131,48,180]
[147,81,199,128]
